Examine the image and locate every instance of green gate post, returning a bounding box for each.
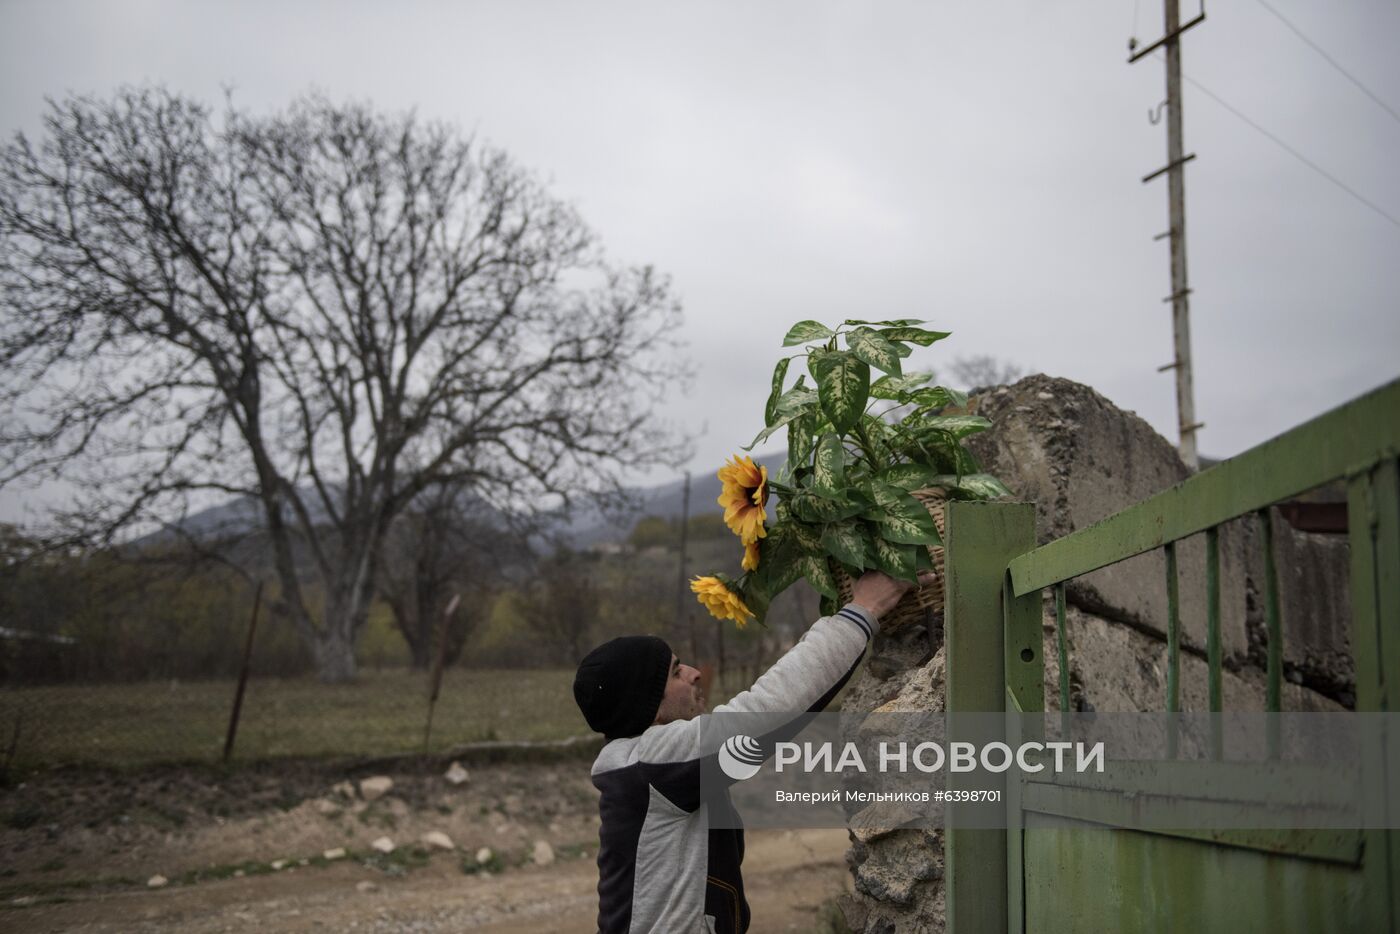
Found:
[1350,454,1400,932]
[945,500,1037,934]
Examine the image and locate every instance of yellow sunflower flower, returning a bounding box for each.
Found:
[717,454,769,545]
[691,575,754,628]
[741,540,760,572]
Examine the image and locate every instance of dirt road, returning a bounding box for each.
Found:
[2,761,852,932]
[17,828,851,933]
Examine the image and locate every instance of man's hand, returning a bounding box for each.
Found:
[849,569,940,620]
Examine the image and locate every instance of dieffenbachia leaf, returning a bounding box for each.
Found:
[811,350,870,435]
[878,326,951,347]
[875,463,943,492]
[847,328,902,377]
[877,510,943,547]
[790,490,866,524]
[774,385,818,417]
[869,482,943,546]
[797,553,838,599]
[842,318,926,327]
[782,320,835,346]
[931,472,1013,500]
[821,519,869,569]
[916,414,992,439]
[787,411,817,470]
[811,432,846,500]
[764,357,791,427]
[870,372,935,400]
[867,532,918,583]
[744,410,801,450]
[788,518,824,555]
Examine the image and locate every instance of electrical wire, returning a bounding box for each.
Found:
[1180,71,1400,231]
[1251,0,1400,126]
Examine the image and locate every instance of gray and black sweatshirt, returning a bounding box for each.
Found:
[588,603,878,933]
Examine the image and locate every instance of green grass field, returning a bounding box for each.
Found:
[0,667,759,770]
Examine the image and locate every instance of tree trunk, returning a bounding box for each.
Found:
[312,631,358,683]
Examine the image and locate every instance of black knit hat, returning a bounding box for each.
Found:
[573,635,673,739]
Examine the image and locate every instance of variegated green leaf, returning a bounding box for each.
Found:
[878,326,951,346]
[811,351,869,435]
[876,463,942,491]
[788,411,817,469]
[782,320,835,346]
[789,518,823,555]
[744,410,800,450]
[764,357,791,427]
[909,386,958,409]
[774,385,818,417]
[932,472,1012,500]
[790,491,865,524]
[798,553,838,599]
[821,520,868,569]
[847,328,902,377]
[918,414,992,439]
[955,445,981,475]
[811,432,846,500]
[868,534,918,583]
[877,510,943,547]
[870,371,935,400]
[914,545,936,572]
[843,318,926,327]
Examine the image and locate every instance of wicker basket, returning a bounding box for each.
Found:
[832,487,948,631]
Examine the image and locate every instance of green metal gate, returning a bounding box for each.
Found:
[941,377,1400,932]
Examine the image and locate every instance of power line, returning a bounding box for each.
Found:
[1163,55,1400,232]
[1252,0,1400,127]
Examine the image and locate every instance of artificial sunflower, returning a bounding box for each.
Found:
[741,540,760,572]
[717,454,769,545]
[691,575,754,628]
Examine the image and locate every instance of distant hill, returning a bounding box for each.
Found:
[134,453,789,553]
[550,453,788,549]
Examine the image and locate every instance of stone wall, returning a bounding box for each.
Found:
[836,374,1353,933]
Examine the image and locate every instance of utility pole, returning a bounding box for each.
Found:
[1130,0,1206,470]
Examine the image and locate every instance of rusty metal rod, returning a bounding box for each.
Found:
[423,593,461,752]
[223,581,264,764]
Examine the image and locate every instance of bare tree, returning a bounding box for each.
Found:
[376,483,532,670]
[520,548,602,665]
[0,88,687,681]
[947,354,1025,392]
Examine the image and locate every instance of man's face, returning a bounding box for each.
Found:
[653,654,705,725]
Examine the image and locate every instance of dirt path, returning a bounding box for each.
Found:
[18,828,851,933]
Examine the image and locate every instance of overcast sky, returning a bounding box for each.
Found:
[2,0,1397,523]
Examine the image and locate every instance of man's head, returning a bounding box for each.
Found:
[573,635,706,739]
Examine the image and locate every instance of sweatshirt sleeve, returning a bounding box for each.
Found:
[635,602,878,772]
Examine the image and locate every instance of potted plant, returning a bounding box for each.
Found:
[691,318,1011,630]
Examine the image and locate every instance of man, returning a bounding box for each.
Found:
[573,569,931,933]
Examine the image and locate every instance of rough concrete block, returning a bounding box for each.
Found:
[1241,507,1353,701]
[967,375,1252,665]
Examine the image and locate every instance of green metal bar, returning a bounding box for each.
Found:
[1348,467,1386,931]
[1052,585,1064,716]
[1007,376,1400,597]
[1004,572,1045,723]
[1055,581,1069,736]
[1165,540,1181,759]
[1020,783,1363,866]
[1001,571,1041,934]
[1369,457,1400,930]
[1206,525,1223,761]
[944,501,1035,934]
